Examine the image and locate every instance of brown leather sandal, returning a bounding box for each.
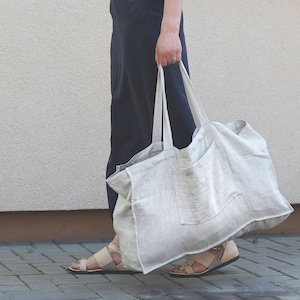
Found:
[169,240,239,277]
[68,243,138,274]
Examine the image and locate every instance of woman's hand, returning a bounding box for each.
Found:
[155,0,183,67]
[155,31,182,67]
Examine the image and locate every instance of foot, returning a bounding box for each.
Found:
[70,242,121,272]
[169,240,239,277]
[169,246,223,275]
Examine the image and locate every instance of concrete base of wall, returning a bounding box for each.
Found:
[1,205,299,243]
[0,210,115,243]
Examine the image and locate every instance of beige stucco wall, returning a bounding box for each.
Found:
[0,0,299,211]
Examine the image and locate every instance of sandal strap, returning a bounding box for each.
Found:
[175,251,215,275]
[189,251,216,269]
[170,241,239,276]
[93,242,121,269]
[187,243,226,270]
[74,243,128,272]
[93,246,114,268]
[79,258,88,271]
[182,264,194,275]
[107,242,121,254]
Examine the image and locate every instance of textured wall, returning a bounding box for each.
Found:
[0,0,112,210]
[185,0,300,204]
[0,0,299,211]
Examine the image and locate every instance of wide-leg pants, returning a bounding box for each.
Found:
[106,0,196,215]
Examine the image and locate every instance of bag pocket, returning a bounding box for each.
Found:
[173,142,241,225]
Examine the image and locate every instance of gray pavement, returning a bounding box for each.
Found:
[0,235,299,300]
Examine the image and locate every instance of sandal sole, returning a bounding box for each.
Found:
[169,255,240,277]
[67,267,139,275]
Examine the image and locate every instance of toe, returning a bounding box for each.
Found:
[169,265,186,274]
[169,265,179,272]
[70,262,80,270]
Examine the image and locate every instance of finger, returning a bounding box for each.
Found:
[170,56,177,64]
[155,51,160,66]
[176,51,181,62]
[160,57,168,67]
[162,59,168,67]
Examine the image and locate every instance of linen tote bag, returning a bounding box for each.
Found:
[106,62,293,274]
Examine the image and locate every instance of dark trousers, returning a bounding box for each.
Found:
[106,0,196,216]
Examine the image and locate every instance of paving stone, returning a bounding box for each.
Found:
[0,244,31,253]
[268,266,299,280]
[17,274,48,281]
[31,242,65,252]
[269,277,300,294]
[89,281,143,298]
[123,286,170,299]
[0,256,25,266]
[0,250,19,257]
[229,292,278,300]
[134,274,177,286]
[81,242,107,253]
[199,275,252,293]
[276,296,300,300]
[0,276,25,286]
[0,285,30,293]
[54,272,110,285]
[0,278,29,294]
[241,266,288,278]
[0,292,9,300]
[239,250,285,262]
[168,276,221,294]
[5,263,41,275]
[0,265,11,275]
[4,290,67,300]
[269,256,300,267]
[242,237,282,248]
[103,273,146,286]
[30,262,67,275]
[18,275,60,291]
[148,264,172,275]
[165,288,211,300]
[59,283,103,299]
[42,253,78,264]
[235,277,290,293]
[203,294,245,300]
[0,236,299,299]
[55,243,91,254]
[167,275,206,287]
[235,259,289,270]
[235,256,260,267]
[217,264,250,275]
[134,289,171,299]
[267,236,300,246]
[16,253,53,264]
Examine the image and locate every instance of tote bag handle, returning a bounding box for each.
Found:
[152,65,174,150]
[179,61,209,126]
[152,61,209,149]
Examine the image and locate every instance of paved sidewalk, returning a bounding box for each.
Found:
[0,235,299,300]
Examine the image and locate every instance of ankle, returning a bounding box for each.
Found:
[107,247,122,265]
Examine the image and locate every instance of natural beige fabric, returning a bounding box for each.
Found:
[107,62,293,274]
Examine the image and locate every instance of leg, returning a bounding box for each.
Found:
[68,235,138,274]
